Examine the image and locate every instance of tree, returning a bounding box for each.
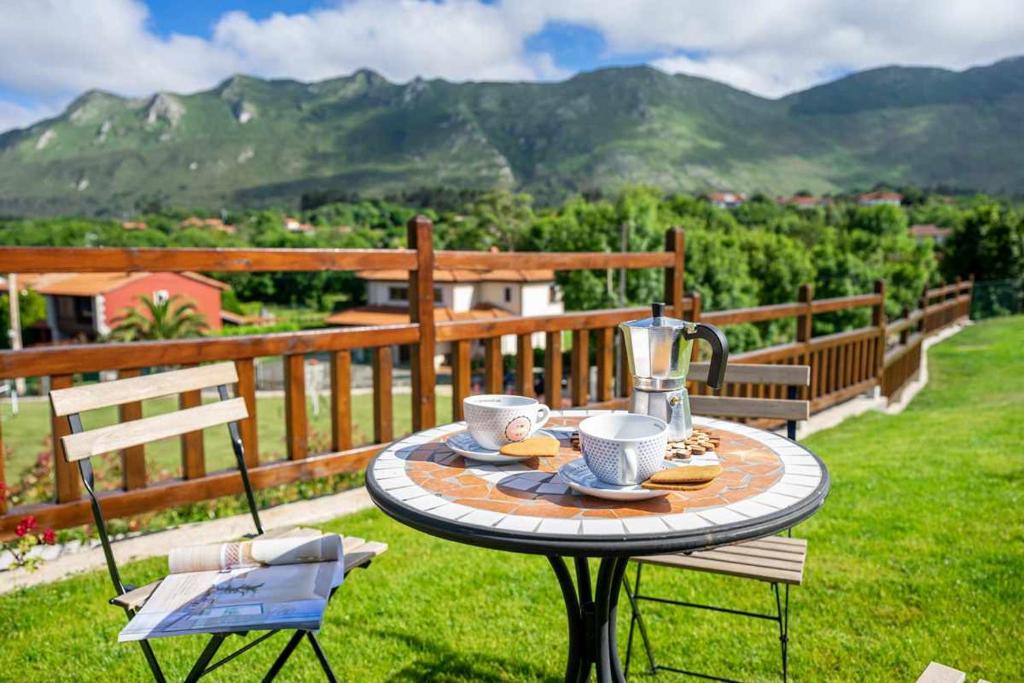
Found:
[111,295,208,341]
[0,288,46,349]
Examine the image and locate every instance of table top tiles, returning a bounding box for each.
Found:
[368,411,829,553]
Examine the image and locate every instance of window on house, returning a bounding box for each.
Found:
[152,289,170,304]
[504,286,512,303]
[434,287,443,304]
[549,285,560,303]
[73,297,94,323]
[388,286,408,302]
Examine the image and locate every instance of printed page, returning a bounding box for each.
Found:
[119,561,337,641]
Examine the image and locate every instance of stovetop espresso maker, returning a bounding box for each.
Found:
[619,302,729,440]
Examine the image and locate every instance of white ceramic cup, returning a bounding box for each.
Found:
[463,394,551,450]
[579,413,668,486]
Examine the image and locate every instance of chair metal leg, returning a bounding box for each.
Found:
[262,630,305,682]
[772,583,791,682]
[136,639,167,683]
[183,635,226,683]
[623,563,658,676]
[306,632,338,682]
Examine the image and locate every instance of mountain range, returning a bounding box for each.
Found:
[2,57,1023,215]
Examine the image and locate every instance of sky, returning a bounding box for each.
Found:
[2,0,1024,132]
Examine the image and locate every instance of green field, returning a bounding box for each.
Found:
[1,317,1021,681]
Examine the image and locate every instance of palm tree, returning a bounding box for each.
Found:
[111,294,209,341]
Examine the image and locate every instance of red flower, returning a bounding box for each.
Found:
[22,515,38,532]
[14,521,27,537]
[42,528,56,545]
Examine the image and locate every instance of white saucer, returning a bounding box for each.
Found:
[446,430,562,463]
[558,458,687,501]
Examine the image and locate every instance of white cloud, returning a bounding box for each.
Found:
[1,0,1023,131]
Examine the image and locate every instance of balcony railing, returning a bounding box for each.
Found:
[0,218,972,535]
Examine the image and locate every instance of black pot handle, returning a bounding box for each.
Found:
[685,323,729,389]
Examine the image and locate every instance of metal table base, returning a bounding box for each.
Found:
[549,555,629,683]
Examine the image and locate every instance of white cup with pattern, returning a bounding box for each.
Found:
[578,413,668,486]
[463,394,552,450]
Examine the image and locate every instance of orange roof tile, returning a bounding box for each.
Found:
[0,272,228,295]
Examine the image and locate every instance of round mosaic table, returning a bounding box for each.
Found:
[366,410,829,683]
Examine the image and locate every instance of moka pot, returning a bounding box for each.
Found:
[619,302,729,440]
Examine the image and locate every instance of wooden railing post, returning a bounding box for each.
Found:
[330,351,353,452]
[49,374,79,503]
[176,365,205,481]
[544,331,562,408]
[484,337,503,394]
[596,327,615,402]
[113,367,149,488]
[452,340,472,420]
[372,346,394,443]
[796,284,814,399]
[235,358,259,467]
[407,215,437,431]
[899,307,911,345]
[872,280,886,384]
[283,354,307,460]
[571,330,590,406]
[516,334,534,397]
[664,228,685,316]
[919,285,930,335]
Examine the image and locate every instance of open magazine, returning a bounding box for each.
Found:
[119,529,344,642]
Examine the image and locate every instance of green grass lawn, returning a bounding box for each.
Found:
[1,317,1021,681]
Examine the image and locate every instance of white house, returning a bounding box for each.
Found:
[326,268,564,367]
[705,191,747,209]
[857,191,903,207]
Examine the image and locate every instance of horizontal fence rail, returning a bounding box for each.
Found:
[0,222,972,536]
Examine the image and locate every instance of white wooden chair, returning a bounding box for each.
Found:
[624,362,812,683]
[917,662,991,683]
[50,362,387,682]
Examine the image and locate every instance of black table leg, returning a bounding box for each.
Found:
[548,555,627,683]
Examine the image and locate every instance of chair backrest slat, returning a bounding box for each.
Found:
[50,362,238,417]
[61,397,248,462]
[689,395,809,422]
[688,362,810,386]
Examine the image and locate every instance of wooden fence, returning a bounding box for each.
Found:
[0,219,972,535]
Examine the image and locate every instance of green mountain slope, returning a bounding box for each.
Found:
[2,58,1022,214]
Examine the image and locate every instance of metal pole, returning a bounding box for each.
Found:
[6,273,26,395]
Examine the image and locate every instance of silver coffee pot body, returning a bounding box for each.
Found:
[619,303,729,440]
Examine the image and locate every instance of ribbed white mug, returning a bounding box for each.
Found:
[579,414,668,486]
[463,394,551,450]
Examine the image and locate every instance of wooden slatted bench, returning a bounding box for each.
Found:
[633,536,807,586]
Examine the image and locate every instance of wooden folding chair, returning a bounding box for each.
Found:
[50,362,387,683]
[624,363,812,683]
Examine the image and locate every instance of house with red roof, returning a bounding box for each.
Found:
[705,191,747,209]
[778,195,830,209]
[0,272,227,343]
[909,224,952,245]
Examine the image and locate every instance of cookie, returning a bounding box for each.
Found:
[641,480,715,491]
[499,435,560,457]
[646,463,722,485]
